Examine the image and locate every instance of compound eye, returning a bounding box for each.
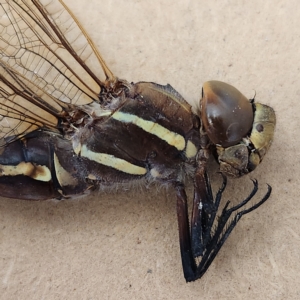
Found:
[201,81,254,147]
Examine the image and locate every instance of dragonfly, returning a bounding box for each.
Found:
[0,0,276,282]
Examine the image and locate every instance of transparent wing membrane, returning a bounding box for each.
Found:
[0,0,113,146]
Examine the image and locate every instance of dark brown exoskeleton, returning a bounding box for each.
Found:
[0,0,276,281]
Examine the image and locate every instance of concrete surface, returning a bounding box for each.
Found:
[0,0,299,299]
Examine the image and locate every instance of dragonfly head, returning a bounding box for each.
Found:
[200,81,276,178]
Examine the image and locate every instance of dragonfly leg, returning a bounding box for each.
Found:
[175,174,272,282]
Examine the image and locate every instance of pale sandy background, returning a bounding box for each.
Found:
[0,0,299,299]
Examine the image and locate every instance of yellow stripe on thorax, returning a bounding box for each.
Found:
[54,153,78,187]
[81,145,147,175]
[112,111,186,151]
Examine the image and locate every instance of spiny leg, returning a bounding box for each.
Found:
[190,170,226,257]
[194,179,271,280]
[175,174,272,282]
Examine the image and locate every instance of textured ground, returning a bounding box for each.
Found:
[1,0,299,299]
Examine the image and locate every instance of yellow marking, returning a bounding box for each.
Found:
[54,153,78,187]
[81,145,147,175]
[0,162,51,182]
[150,168,161,178]
[87,174,97,180]
[72,137,82,156]
[185,140,198,158]
[112,111,185,151]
